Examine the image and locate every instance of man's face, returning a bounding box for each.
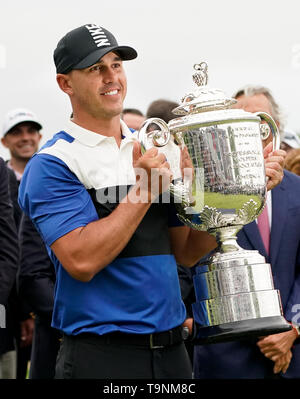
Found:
[122,113,145,130]
[67,51,127,120]
[233,93,276,148]
[1,122,42,161]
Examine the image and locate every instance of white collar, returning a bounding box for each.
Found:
[65,119,135,147]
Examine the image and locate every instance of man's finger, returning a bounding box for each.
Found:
[157,152,168,165]
[132,140,143,164]
[273,363,282,374]
[263,142,273,158]
[265,156,285,165]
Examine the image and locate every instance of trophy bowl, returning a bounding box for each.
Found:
[138,62,291,344]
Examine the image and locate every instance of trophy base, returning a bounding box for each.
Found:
[193,315,292,345]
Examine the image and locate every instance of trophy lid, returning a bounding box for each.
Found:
[172,62,237,116]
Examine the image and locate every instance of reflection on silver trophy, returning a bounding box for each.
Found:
[138,62,291,343]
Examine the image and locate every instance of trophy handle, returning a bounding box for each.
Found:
[255,111,280,151]
[137,117,171,153]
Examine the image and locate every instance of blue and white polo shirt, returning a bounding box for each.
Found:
[18,120,186,336]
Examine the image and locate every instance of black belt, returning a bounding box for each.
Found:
[69,325,185,349]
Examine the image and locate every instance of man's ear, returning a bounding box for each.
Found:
[56,74,73,95]
[1,136,8,149]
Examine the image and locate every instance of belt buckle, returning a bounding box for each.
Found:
[150,334,164,349]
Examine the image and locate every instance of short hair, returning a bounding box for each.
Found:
[122,108,144,117]
[232,85,285,135]
[146,99,179,123]
[284,148,300,176]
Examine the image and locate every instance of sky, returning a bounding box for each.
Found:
[0,0,300,159]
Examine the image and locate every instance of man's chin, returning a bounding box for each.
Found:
[16,153,35,161]
[96,108,123,119]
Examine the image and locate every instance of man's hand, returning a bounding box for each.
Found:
[20,317,35,348]
[182,317,194,336]
[256,329,298,362]
[132,141,172,202]
[263,142,286,191]
[273,350,292,374]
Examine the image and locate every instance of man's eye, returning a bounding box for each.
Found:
[90,65,101,72]
[113,63,121,68]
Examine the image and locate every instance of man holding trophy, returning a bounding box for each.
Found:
[18,24,285,379]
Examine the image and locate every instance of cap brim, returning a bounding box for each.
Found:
[73,45,137,71]
[283,139,299,149]
[4,119,42,136]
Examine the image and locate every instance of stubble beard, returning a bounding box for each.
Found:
[11,150,34,163]
[80,92,123,121]
[91,99,123,121]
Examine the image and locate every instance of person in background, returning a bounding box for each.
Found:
[192,85,300,379]
[1,108,42,379]
[146,99,179,123]
[18,214,61,379]
[284,148,300,176]
[122,108,145,130]
[0,157,19,379]
[281,130,300,153]
[1,109,42,181]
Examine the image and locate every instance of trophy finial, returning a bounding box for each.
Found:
[193,62,208,87]
[172,60,236,115]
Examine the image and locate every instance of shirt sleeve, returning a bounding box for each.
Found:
[18,154,99,246]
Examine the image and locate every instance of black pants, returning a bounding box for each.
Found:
[55,332,192,379]
[29,317,61,379]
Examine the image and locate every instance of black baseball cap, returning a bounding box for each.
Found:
[54,24,138,74]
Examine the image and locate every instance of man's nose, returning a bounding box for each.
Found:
[102,67,115,83]
[20,130,32,140]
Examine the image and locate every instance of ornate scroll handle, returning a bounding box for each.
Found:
[255,111,280,186]
[193,62,208,87]
[137,117,170,153]
[255,111,280,151]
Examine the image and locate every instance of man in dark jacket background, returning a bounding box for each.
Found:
[1,108,42,378]
[0,157,19,378]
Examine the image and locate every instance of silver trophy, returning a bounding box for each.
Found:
[138,62,291,343]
